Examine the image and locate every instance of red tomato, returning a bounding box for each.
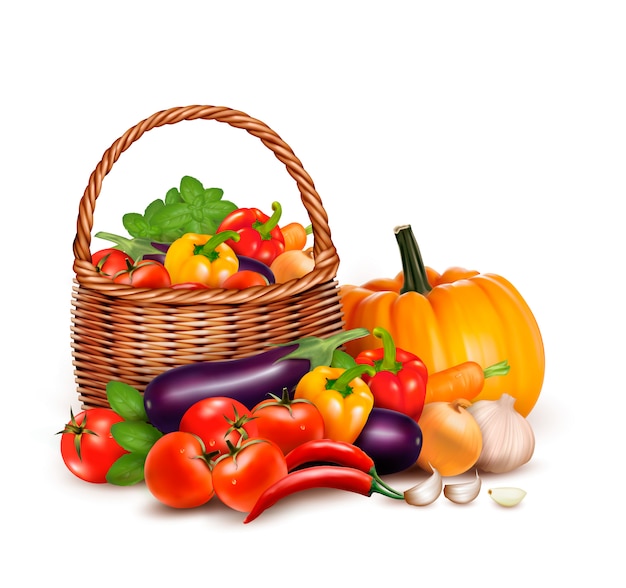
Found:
[144,431,215,508]
[222,270,269,290]
[92,248,134,278]
[112,259,171,288]
[212,438,288,512]
[58,408,128,484]
[179,397,259,457]
[251,390,325,454]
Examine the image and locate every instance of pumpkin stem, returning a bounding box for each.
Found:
[393,225,432,295]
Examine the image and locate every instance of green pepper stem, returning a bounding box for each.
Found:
[255,201,283,239]
[372,327,402,373]
[329,364,376,396]
[394,225,432,295]
[483,359,511,379]
[195,230,240,260]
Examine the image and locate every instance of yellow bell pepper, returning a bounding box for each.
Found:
[165,231,240,287]
[294,364,375,443]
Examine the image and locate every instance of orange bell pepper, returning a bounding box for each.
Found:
[294,364,375,443]
[165,231,240,287]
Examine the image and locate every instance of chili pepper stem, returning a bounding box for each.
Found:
[371,477,405,499]
[394,225,432,295]
[368,467,404,499]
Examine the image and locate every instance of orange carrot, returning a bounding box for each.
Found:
[281,222,312,251]
[425,360,510,404]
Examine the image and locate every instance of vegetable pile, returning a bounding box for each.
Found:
[92,175,316,290]
[60,178,543,521]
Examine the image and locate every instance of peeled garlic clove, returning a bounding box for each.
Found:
[444,470,481,504]
[488,486,527,507]
[404,465,442,506]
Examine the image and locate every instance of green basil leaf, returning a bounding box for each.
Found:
[106,453,146,486]
[122,213,151,238]
[111,421,162,454]
[151,202,192,231]
[203,200,238,223]
[184,218,210,234]
[164,186,182,205]
[180,175,205,203]
[144,198,165,221]
[106,381,147,421]
[204,187,225,202]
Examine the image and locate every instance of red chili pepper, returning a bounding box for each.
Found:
[354,326,428,422]
[284,438,402,499]
[285,438,375,472]
[243,465,403,524]
[217,201,285,266]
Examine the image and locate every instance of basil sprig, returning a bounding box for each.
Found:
[122,175,238,243]
[105,381,163,486]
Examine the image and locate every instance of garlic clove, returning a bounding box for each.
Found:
[404,465,442,506]
[488,486,527,507]
[443,470,481,504]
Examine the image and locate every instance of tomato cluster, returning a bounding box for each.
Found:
[59,391,326,513]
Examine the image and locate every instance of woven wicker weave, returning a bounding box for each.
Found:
[71,105,344,409]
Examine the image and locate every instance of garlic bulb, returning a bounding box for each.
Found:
[467,393,535,474]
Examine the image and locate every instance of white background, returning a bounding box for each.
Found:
[2,1,624,585]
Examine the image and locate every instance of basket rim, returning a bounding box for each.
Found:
[72,105,340,303]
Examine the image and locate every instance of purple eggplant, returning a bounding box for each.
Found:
[354,408,423,475]
[236,256,275,284]
[143,328,369,433]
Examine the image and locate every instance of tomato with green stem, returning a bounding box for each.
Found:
[92,248,134,278]
[212,437,288,512]
[144,431,216,508]
[112,259,171,288]
[251,387,325,454]
[178,396,259,457]
[58,408,129,484]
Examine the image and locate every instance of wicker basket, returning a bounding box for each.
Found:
[71,105,344,409]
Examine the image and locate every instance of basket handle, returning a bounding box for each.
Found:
[72,105,338,278]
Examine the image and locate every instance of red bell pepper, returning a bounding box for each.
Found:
[217,201,285,266]
[354,326,428,422]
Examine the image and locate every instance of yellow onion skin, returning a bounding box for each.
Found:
[416,399,482,477]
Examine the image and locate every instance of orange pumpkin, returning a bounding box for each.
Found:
[340,225,545,417]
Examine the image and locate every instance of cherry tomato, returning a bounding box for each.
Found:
[251,389,325,454]
[58,408,128,484]
[222,270,269,290]
[144,431,215,508]
[112,259,171,288]
[179,396,259,457]
[92,248,134,278]
[212,438,288,512]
